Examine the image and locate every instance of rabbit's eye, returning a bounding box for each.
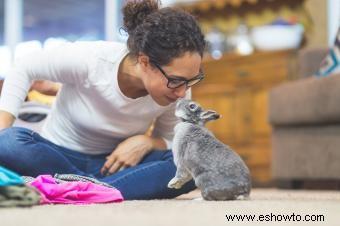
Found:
[189,103,197,110]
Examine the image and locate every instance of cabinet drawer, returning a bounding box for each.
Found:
[229,61,287,85]
[230,141,271,183]
[236,144,270,167]
[202,50,294,86]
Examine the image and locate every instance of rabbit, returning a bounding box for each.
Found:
[168,98,251,200]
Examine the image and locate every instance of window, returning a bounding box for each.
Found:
[0,0,4,45]
[327,0,340,45]
[23,0,105,42]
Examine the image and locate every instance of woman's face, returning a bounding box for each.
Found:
[141,51,202,106]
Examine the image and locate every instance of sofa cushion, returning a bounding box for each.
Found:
[315,27,340,77]
[269,73,340,125]
[298,48,328,78]
[272,125,340,179]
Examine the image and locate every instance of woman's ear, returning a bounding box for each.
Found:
[137,53,152,72]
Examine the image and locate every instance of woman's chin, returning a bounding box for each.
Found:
[153,96,175,106]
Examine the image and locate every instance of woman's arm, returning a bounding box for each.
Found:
[0,42,90,119]
[149,136,167,150]
[100,134,167,175]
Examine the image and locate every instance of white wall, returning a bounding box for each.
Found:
[327,0,340,45]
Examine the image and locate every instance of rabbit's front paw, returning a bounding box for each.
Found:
[168,177,184,189]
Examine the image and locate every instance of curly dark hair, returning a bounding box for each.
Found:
[122,0,206,66]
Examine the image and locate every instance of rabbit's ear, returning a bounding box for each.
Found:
[200,110,220,122]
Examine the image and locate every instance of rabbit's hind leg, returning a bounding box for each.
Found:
[168,164,192,189]
[201,186,246,201]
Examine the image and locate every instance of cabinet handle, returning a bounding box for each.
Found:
[236,70,250,77]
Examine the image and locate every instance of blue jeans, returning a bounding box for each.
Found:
[0,127,195,200]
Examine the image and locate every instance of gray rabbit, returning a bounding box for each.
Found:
[168,99,251,200]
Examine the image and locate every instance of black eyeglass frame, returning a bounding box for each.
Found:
[154,64,205,89]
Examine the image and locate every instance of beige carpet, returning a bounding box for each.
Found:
[1,188,339,226]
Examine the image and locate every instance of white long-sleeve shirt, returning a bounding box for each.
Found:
[0,41,190,154]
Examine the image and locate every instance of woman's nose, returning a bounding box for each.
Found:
[173,85,187,98]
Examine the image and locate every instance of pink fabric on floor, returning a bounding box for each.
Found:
[29,175,123,204]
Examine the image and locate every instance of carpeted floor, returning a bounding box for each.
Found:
[1,188,339,226]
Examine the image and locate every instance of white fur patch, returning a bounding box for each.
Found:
[175,109,187,120]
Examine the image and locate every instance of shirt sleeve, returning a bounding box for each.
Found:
[152,89,192,149]
[0,42,91,118]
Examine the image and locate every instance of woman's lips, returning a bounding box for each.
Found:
[166,96,177,102]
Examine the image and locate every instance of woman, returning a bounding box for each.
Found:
[0,0,206,200]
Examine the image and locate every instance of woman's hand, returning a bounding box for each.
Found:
[100,135,154,176]
[0,110,15,131]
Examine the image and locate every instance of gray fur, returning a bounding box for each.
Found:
[168,99,251,200]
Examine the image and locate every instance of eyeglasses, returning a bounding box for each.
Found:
[154,64,205,89]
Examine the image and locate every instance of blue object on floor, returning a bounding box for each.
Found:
[0,166,23,187]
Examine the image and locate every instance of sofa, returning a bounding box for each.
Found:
[268,48,340,188]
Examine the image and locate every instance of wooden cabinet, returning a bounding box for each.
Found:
[192,50,297,185]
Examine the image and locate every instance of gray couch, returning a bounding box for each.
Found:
[269,48,340,188]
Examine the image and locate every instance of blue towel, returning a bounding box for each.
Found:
[0,166,23,187]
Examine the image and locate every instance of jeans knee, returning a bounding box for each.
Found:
[0,127,34,153]
[0,126,33,136]
[161,150,174,162]
[0,127,14,148]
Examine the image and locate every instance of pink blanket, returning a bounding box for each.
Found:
[30,175,123,204]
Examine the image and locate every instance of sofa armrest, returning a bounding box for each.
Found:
[298,48,329,78]
[269,73,340,126]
